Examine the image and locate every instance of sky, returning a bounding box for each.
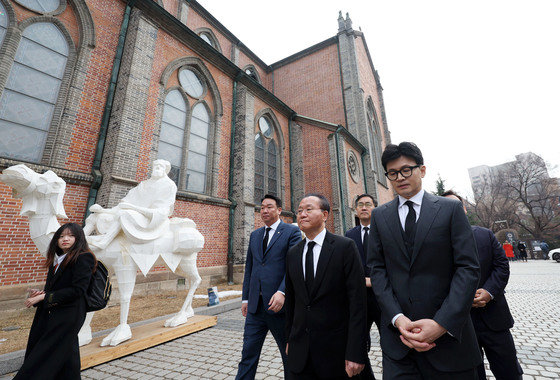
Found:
[197,0,560,199]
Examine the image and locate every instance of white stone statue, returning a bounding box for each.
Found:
[0,160,204,347]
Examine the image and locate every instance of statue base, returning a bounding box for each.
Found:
[80,315,217,370]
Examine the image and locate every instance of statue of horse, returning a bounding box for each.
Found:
[0,163,204,346]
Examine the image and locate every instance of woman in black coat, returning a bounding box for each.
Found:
[15,223,96,380]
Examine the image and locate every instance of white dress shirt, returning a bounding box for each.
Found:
[360,224,371,244]
[397,189,424,230]
[54,253,67,273]
[302,228,326,279]
[392,189,424,327]
[263,219,281,249]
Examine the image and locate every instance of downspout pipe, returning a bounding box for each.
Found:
[334,125,347,232]
[227,73,242,284]
[288,111,297,221]
[84,0,136,223]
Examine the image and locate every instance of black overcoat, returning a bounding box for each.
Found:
[15,251,95,380]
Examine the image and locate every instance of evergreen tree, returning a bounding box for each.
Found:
[434,175,446,196]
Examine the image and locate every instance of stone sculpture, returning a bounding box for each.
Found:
[0,160,204,347]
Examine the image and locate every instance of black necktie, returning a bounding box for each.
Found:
[363,226,369,251]
[262,227,272,254]
[305,241,316,293]
[404,201,416,245]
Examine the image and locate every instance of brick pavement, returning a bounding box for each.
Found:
[3,260,558,379]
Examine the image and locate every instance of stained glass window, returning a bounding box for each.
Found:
[15,0,60,13]
[178,68,204,98]
[186,103,209,193]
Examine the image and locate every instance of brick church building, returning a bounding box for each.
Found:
[0,0,393,305]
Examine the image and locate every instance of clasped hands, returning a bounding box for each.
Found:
[472,288,491,308]
[395,315,446,352]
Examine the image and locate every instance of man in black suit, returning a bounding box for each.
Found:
[345,194,382,380]
[443,190,523,380]
[367,142,481,379]
[285,194,367,379]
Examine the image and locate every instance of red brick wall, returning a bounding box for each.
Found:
[299,121,336,232]
[0,183,90,286]
[272,44,345,126]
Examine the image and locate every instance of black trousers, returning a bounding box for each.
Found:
[475,326,523,380]
[382,351,478,380]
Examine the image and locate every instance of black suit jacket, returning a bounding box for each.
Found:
[17,252,95,380]
[470,226,514,331]
[285,230,367,377]
[368,193,481,372]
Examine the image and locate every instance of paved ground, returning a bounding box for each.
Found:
[4,260,560,379]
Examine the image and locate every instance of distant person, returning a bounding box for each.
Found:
[285,194,367,378]
[15,223,96,380]
[236,194,301,380]
[367,142,481,379]
[443,190,523,380]
[540,241,550,260]
[517,241,528,262]
[503,242,514,261]
[345,193,381,380]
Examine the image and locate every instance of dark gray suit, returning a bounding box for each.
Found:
[368,193,481,376]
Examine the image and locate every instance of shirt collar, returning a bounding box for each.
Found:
[398,188,425,208]
[306,227,327,248]
[361,224,371,231]
[266,219,281,231]
[55,253,67,266]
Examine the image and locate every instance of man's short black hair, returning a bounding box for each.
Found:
[441,189,464,206]
[261,194,282,208]
[303,193,330,213]
[355,194,377,207]
[381,142,424,171]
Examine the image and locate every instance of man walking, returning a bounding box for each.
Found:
[285,194,367,379]
[236,194,302,379]
[367,142,481,379]
[345,194,381,380]
[443,190,523,380]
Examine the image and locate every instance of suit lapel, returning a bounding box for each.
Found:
[255,227,265,259]
[50,263,64,287]
[410,192,441,266]
[311,231,335,299]
[382,198,409,260]
[352,227,364,253]
[292,239,309,304]
[264,222,283,256]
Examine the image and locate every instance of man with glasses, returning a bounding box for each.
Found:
[285,194,367,379]
[345,194,381,380]
[367,142,481,379]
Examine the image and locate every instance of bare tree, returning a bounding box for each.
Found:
[471,174,516,231]
[501,154,560,240]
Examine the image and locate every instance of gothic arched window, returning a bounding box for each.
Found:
[14,0,60,13]
[158,63,217,195]
[0,22,69,162]
[254,115,279,203]
[0,2,7,46]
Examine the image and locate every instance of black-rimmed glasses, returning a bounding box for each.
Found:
[384,165,420,181]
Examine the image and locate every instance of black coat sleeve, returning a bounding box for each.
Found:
[45,252,94,308]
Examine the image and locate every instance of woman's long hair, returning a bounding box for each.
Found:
[45,223,97,270]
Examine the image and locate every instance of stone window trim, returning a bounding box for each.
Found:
[243,64,261,84]
[346,149,360,184]
[366,96,387,186]
[193,27,222,54]
[12,0,67,16]
[177,0,188,25]
[159,57,223,197]
[253,108,285,204]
